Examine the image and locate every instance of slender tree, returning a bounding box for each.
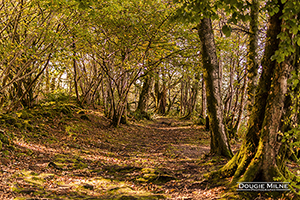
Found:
[198,18,233,158]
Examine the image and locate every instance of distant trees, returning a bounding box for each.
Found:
[0,0,201,127]
[0,0,248,131]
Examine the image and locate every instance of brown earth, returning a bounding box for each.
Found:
[0,105,293,200]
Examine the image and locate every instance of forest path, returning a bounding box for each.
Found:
[0,111,231,200]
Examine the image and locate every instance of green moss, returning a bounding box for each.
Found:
[80,114,90,121]
[55,156,77,163]
[14,123,23,129]
[41,111,52,118]
[133,111,152,121]
[139,195,165,199]
[74,161,88,169]
[118,195,138,200]
[220,192,240,200]
[53,162,66,169]
[198,116,206,125]
[60,106,72,115]
[38,173,55,180]
[136,177,148,182]
[25,176,46,185]
[16,153,26,157]
[26,124,33,131]
[78,110,85,114]
[7,145,16,151]
[68,143,81,149]
[22,120,33,131]
[26,149,33,155]
[118,194,166,200]
[20,111,33,119]
[11,185,23,193]
[52,105,73,116]
[141,168,156,174]
[18,171,55,187]
[143,173,157,180]
[0,140,2,150]
[4,115,17,125]
[0,131,9,144]
[2,150,9,155]
[41,132,48,137]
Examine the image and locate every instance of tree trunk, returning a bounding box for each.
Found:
[200,73,207,118]
[73,43,81,107]
[154,72,160,110]
[183,72,200,119]
[180,79,184,115]
[136,75,153,114]
[198,18,232,158]
[231,74,247,136]
[158,81,167,115]
[218,2,291,185]
[246,0,260,116]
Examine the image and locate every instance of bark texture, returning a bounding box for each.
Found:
[201,74,207,118]
[198,18,232,158]
[218,2,292,185]
[246,0,260,115]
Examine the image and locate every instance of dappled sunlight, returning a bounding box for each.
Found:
[14,140,60,154]
[148,126,196,131]
[12,169,157,199]
[1,105,224,199]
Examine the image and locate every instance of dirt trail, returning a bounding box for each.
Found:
[0,113,230,200]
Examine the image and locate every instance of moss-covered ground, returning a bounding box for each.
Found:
[0,101,295,199]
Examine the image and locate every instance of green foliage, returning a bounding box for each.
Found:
[271,0,300,63]
[172,0,251,25]
[132,110,153,121]
[42,92,71,103]
[283,126,300,153]
[288,70,300,91]
[221,25,232,37]
[172,0,217,23]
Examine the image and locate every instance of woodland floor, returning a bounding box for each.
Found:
[0,103,296,199]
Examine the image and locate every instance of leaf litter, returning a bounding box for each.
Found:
[0,105,238,200]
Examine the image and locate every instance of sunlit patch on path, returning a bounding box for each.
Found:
[1,115,229,200]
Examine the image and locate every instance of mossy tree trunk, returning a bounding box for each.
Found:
[198,18,233,158]
[246,0,260,116]
[136,75,153,114]
[218,2,292,184]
